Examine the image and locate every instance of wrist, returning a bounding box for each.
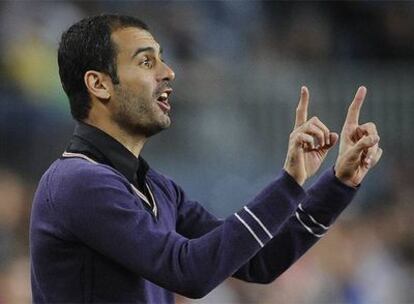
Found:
[283,167,305,186]
[333,166,359,188]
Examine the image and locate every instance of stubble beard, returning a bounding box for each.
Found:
[111,84,171,138]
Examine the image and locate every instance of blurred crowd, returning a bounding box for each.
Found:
[0,1,413,303]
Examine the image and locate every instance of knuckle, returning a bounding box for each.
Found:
[316,117,323,125]
[366,122,376,130]
[295,125,304,132]
[316,130,324,139]
[360,137,369,145]
[315,126,323,134]
[302,122,309,130]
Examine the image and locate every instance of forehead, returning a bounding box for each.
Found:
[111,27,160,57]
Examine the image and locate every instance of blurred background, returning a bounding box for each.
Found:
[0,1,413,303]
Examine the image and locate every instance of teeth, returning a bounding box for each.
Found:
[160,92,168,99]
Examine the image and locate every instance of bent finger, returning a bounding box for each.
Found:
[295,133,316,149]
[370,147,383,168]
[363,144,379,167]
[309,116,331,146]
[301,123,326,148]
[350,134,380,162]
[326,132,339,148]
[357,122,378,137]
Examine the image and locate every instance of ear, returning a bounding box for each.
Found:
[84,70,112,101]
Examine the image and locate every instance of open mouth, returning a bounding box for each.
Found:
[156,89,172,113]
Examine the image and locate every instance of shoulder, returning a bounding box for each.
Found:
[48,157,130,199]
[56,157,124,180]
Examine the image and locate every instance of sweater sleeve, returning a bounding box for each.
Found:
[234,168,358,282]
[176,168,358,284]
[53,163,305,299]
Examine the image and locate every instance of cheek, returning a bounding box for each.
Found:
[122,70,156,97]
[133,83,156,103]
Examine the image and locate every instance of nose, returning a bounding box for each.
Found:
[158,62,175,82]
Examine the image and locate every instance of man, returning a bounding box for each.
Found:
[30,14,382,303]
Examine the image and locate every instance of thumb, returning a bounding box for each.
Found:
[349,135,380,162]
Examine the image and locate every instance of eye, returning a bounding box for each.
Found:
[140,56,153,69]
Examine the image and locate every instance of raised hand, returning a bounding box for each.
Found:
[334,86,383,187]
[284,86,338,186]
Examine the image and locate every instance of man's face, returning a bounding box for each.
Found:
[109,27,175,137]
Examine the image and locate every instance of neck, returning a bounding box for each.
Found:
[84,118,147,157]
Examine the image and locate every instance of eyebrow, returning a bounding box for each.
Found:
[131,46,163,59]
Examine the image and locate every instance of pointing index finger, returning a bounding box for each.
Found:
[345,86,366,125]
[294,86,309,128]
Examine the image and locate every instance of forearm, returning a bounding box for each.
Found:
[233,168,357,283]
[232,215,317,283]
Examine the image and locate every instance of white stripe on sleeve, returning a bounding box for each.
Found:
[298,204,330,230]
[243,206,273,239]
[295,212,325,238]
[234,213,264,247]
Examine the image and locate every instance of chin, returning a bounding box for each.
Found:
[161,116,171,128]
[155,112,171,129]
[131,119,171,138]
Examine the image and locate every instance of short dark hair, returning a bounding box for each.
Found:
[58,14,149,120]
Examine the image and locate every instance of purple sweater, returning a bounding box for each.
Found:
[30,152,356,303]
